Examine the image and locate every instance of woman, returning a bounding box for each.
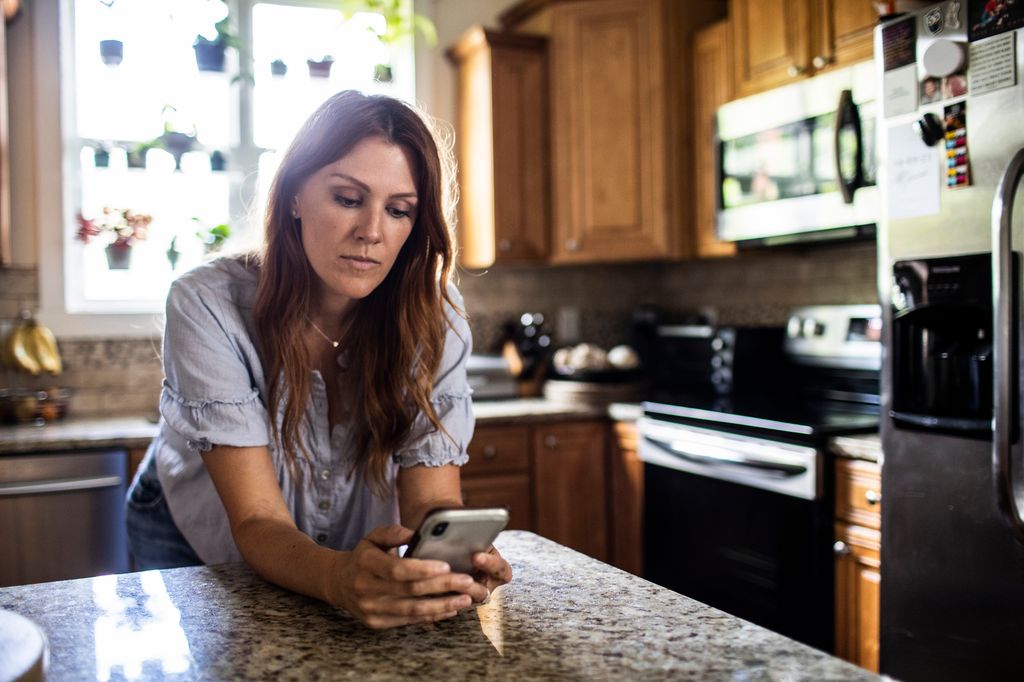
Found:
[126,90,511,629]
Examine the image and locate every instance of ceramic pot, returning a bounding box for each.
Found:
[194,39,226,72]
[99,39,123,66]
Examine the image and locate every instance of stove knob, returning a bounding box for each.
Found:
[913,113,945,147]
[802,318,820,338]
[787,316,803,338]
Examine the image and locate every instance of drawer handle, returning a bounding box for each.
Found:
[833,540,851,556]
[482,445,497,459]
[864,490,882,505]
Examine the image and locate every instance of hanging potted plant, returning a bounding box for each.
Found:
[75,207,153,270]
[270,58,288,76]
[339,0,437,82]
[306,55,335,78]
[96,1,124,66]
[193,1,239,73]
[193,218,231,255]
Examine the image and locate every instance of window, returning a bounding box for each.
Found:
[62,0,417,317]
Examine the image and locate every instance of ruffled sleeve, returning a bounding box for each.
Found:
[392,286,474,468]
[159,273,270,453]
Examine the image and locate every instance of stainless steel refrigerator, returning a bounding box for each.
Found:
[876,1,1024,680]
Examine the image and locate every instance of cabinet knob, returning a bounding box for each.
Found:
[543,434,558,449]
[787,64,808,77]
[565,238,580,252]
[833,540,851,556]
[482,444,497,459]
[498,239,512,253]
[811,54,834,70]
[865,489,882,505]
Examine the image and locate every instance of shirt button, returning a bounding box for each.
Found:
[316,533,327,544]
[318,500,330,511]
[320,469,330,480]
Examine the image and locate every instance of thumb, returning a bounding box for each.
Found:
[365,524,415,550]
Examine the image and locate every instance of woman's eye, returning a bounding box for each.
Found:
[387,207,412,220]
[334,195,360,208]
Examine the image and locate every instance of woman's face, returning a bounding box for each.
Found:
[293,136,418,314]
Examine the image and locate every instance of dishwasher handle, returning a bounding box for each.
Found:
[643,436,807,477]
[0,475,124,497]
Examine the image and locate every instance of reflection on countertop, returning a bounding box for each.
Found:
[0,531,879,681]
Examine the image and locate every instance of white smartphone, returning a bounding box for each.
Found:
[404,507,509,574]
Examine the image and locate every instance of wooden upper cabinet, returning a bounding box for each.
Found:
[693,21,736,259]
[732,0,877,97]
[447,28,549,269]
[814,0,878,71]
[731,0,811,96]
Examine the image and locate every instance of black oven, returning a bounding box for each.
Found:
[638,305,881,652]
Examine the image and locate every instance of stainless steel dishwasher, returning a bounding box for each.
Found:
[0,449,130,587]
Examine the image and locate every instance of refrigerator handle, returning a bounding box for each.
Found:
[833,89,864,205]
[992,146,1024,542]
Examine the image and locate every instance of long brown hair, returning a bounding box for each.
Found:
[253,90,459,493]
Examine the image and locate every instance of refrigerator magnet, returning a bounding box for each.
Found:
[968,0,1024,41]
[943,102,971,188]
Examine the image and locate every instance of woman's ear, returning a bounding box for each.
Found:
[291,196,300,219]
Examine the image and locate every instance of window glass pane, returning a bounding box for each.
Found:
[251,2,414,151]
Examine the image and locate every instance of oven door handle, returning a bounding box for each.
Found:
[643,436,807,477]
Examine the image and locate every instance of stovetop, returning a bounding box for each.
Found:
[642,388,879,443]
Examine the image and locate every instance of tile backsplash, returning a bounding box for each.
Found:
[0,243,877,419]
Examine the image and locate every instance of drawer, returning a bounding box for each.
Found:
[464,426,530,477]
[836,458,882,530]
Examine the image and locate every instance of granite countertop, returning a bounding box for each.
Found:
[830,433,883,464]
[0,531,877,681]
[0,400,612,455]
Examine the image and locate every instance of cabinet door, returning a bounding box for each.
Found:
[731,0,812,96]
[549,0,670,263]
[693,21,736,259]
[533,421,608,561]
[461,473,533,531]
[448,28,548,268]
[609,421,643,575]
[814,0,877,71]
[834,523,881,673]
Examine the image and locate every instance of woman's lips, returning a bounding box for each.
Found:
[341,255,380,271]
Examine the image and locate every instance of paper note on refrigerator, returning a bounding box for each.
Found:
[886,123,941,219]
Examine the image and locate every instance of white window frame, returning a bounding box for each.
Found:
[31,0,435,337]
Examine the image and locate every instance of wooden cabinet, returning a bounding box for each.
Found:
[447,28,549,269]
[545,0,725,263]
[609,420,643,575]
[693,21,736,259]
[731,0,876,97]
[533,420,609,561]
[463,425,533,530]
[834,457,881,672]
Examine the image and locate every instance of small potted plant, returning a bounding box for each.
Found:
[99,39,123,66]
[306,55,335,78]
[270,58,288,76]
[193,2,239,73]
[75,206,153,270]
[92,144,110,168]
[193,218,231,255]
[340,0,437,81]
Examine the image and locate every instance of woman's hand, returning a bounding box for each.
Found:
[471,545,513,602]
[330,525,488,629]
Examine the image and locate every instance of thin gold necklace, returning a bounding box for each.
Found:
[306,316,341,348]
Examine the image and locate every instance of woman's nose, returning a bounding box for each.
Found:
[354,209,383,243]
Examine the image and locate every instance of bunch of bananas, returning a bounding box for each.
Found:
[2,314,62,376]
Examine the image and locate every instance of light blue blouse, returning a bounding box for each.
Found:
[151,257,474,564]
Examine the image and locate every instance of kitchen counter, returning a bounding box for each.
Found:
[0,531,877,681]
[830,433,883,464]
[0,399,607,456]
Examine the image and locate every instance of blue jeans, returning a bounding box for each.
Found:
[125,455,202,569]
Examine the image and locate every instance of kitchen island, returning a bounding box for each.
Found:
[0,531,876,680]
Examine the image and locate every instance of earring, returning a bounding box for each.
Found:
[291,210,300,219]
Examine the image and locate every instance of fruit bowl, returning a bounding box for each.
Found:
[0,388,71,425]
